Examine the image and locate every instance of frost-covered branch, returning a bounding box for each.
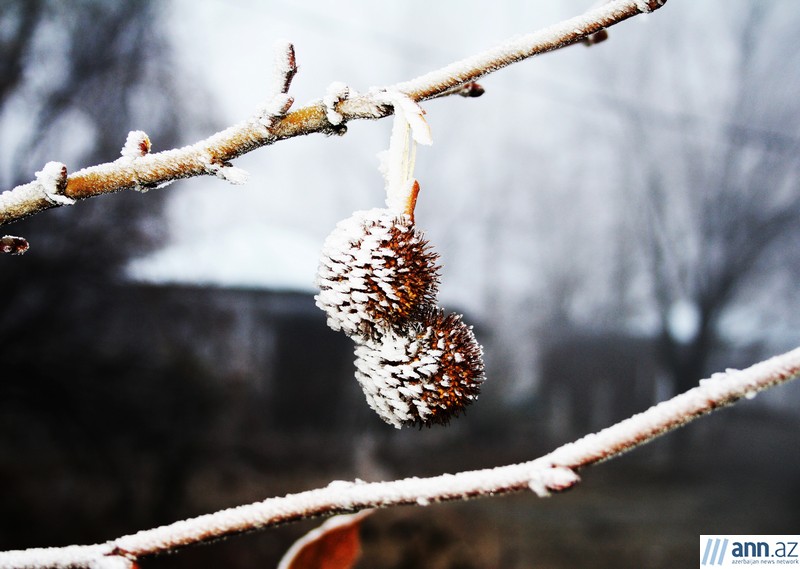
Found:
[1,344,797,569]
[0,0,666,233]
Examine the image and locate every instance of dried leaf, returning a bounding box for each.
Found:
[277,510,372,569]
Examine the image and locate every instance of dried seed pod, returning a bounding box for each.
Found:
[315,208,440,338]
[353,309,485,428]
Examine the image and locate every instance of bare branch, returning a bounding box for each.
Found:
[1,343,796,568]
[0,0,667,232]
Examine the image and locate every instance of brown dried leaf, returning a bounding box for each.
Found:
[277,510,372,569]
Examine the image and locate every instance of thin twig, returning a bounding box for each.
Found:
[0,0,666,231]
[1,344,797,569]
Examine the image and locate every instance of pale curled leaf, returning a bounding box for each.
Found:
[377,91,432,146]
[277,511,372,569]
[380,92,431,216]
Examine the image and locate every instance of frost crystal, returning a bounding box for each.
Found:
[527,465,580,497]
[271,39,297,95]
[353,309,485,428]
[315,208,439,338]
[120,130,151,159]
[323,82,351,126]
[376,90,432,146]
[204,156,250,185]
[36,161,74,205]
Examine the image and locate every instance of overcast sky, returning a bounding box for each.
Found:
[131,1,800,348]
[133,1,636,301]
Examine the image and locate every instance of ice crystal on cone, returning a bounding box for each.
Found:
[353,309,485,428]
[315,208,439,338]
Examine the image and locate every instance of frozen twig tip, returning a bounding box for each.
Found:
[121,130,151,159]
[377,91,432,146]
[272,40,297,95]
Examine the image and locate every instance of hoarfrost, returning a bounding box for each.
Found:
[204,157,250,185]
[377,91,432,146]
[36,161,74,205]
[120,130,151,159]
[323,81,351,126]
[270,39,296,95]
[527,465,580,498]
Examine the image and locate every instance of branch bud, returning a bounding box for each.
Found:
[121,130,152,159]
[36,161,73,205]
[1,235,29,255]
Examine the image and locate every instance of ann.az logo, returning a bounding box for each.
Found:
[702,537,799,566]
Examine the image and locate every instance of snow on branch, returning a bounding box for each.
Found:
[0,0,666,235]
[1,344,797,569]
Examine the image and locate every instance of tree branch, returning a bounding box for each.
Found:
[0,0,666,233]
[1,344,797,569]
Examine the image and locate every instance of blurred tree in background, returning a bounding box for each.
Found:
[608,2,800,398]
[0,0,181,326]
[0,0,204,549]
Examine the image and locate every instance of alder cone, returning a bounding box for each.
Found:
[353,309,485,428]
[314,208,440,339]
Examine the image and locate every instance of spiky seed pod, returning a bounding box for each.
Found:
[315,208,440,338]
[353,309,485,428]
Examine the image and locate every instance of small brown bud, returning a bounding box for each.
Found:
[1,235,29,255]
[457,82,485,98]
